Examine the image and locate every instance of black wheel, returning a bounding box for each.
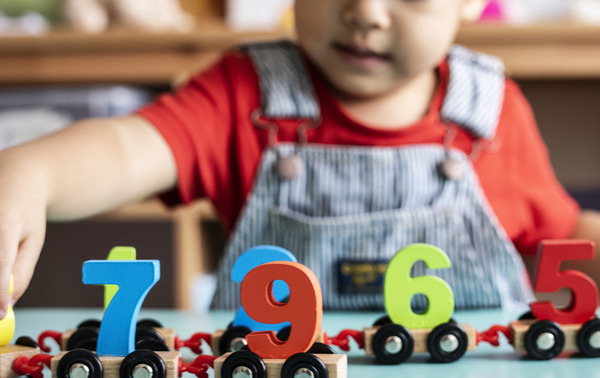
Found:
[277,326,291,341]
[136,327,166,344]
[67,328,99,351]
[518,311,536,321]
[220,350,266,378]
[577,318,600,357]
[307,342,336,354]
[57,349,103,378]
[372,315,392,326]
[136,339,170,352]
[372,323,414,365]
[524,320,565,360]
[137,319,163,329]
[427,322,468,363]
[15,336,38,348]
[119,349,166,378]
[219,326,251,355]
[77,319,102,329]
[281,353,328,378]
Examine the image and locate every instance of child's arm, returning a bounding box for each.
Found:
[564,210,600,287]
[0,115,176,317]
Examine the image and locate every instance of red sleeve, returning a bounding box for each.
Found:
[476,79,580,255]
[135,52,264,230]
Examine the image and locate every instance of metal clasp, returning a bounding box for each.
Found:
[251,108,321,180]
[440,121,501,180]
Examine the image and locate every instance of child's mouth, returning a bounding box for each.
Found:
[332,42,391,68]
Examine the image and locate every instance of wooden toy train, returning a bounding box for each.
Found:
[2,239,599,378]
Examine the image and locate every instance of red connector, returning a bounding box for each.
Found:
[174,332,212,355]
[178,355,217,378]
[476,324,513,346]
[324,329,365,351]
[38,330,63,352]
[13,353,53,378]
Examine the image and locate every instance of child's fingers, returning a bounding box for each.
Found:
[0,234,18,319]
[11,234,45,306]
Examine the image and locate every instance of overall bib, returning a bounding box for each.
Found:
[210,41,534,311]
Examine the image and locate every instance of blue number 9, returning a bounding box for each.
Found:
[232,245,297,332]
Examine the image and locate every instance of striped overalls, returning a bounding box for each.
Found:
[210,41,534,311]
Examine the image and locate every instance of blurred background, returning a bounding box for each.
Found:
[0,0,599,311]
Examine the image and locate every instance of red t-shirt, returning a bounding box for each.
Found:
[137,50,579,255]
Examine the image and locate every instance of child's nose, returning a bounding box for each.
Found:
[342,0,391,32]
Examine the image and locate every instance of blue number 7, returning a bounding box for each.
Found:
[232,245,297,332]
[83,260,160,357]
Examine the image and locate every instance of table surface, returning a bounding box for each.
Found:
[12,308,600,378]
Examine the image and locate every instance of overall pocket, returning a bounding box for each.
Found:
[266,205,500,310]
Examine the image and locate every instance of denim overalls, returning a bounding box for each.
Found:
[210,41,534,310]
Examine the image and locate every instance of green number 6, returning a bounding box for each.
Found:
[384,244,454,329]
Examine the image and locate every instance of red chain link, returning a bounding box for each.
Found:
[178,355,217,378]
[476,324,513,346]
[38,330,63,352]
[324,329,365,351]
[13,354,53,378]
[174,332,212,355]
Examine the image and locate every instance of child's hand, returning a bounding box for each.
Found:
[0,159,47,319]
[0,115,177,319]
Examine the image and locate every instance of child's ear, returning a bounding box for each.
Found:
[460,0,488,23]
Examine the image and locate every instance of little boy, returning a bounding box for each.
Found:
[0,0,599,315]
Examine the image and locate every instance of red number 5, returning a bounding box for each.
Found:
[530,240,598,324]
[241,261,323,359]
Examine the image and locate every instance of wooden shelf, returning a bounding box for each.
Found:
[1,21,600,85]
[0,20,291,85]
[457,22,600,79]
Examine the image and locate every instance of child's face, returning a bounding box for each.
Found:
[295,0,485,99]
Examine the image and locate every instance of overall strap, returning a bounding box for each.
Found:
[241,40,320,120]
[243,41,505,139]
[441,45,506,140]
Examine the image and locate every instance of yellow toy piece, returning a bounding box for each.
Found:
[0,277,15,346]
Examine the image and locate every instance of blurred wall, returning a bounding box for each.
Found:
[519,79,600,209]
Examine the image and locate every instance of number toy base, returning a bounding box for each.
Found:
[213,352,347,378]
[211,329,326,356]
[61,327,176,351]
[363,323,477,359]
[50,350,180,378]
[511,319,580,357]
[1,345,40,378]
